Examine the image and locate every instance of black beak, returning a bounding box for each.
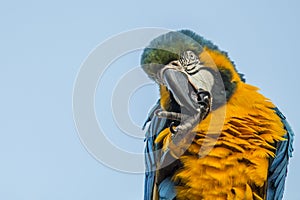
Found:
[163,68,198,115]
[156,64,212,161]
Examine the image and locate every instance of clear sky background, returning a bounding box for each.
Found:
[1,1,299,199]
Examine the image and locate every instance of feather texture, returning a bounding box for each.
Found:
[156,81,287,200]
[266,108,294,200]
[144,101,166,200]
[142,30,294,200]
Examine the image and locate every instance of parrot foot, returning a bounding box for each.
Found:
[170,89,211,144]
[170,112,201,144]
[155,88,211,145]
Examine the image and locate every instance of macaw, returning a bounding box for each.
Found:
[141,30,294,200]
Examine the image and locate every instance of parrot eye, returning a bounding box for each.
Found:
[189,53,194,59]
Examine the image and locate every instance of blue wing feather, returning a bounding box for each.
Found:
[144,101,166,200]
[267,107,294,200]
[158,177,176,200]
[144,101,177,200]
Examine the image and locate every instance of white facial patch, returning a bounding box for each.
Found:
[187,68,214,92]
[156,51,215,94]
[179,50,214,92]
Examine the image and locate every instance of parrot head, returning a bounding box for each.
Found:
[141,30,245,112]
[141,30,245,137]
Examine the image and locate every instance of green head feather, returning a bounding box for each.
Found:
[141,29,245,82]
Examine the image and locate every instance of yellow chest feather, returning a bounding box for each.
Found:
[156,82,286,200]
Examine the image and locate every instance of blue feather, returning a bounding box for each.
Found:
[144,101,170,200]
[266,107,294,200]
[158,177,176,200]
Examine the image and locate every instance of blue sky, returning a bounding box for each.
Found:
[1,1,299,199]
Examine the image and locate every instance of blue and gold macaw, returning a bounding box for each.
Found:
[141,30,294,200]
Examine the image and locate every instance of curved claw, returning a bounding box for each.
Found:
[169,122,177,134]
